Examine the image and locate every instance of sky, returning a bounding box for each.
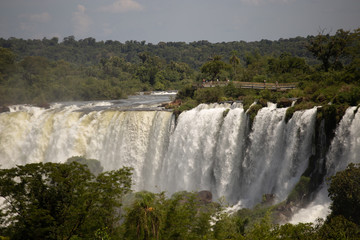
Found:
[0,0,359,44]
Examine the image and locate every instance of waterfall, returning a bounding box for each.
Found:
[160,103,248,202]
[0,103,174,192]
[290,106,360,223]
[159,102,317,206]
[325,107,360,175]
[1,99,358,215]
[239,104,317,206]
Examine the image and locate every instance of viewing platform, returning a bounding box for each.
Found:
[198,81,297,90]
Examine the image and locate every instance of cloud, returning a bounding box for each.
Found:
[100,0,144,13]
[19,12,51,33]
[72,4,92,37]
[240,0,292,6]
[102,23,113,36]
[29,12,51,23]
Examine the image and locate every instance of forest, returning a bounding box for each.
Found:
[0,157,359,239]
[1,28,358,107]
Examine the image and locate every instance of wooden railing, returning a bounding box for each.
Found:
[199,81,297,90]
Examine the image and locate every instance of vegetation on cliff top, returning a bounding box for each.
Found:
[172,28,360,123]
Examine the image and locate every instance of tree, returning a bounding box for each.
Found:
[229,51,240,80]
[122,191,165,240]
[194,87,224,103]
[344,28,360,83]
[213,212,248,240]
[0,47,15,74]
[0,161,132,240]
[66,156,104,176]
[316,216,360,240]
[0,47,16,83]
[201,55,231,81]
[307,29,351,71]
[327,163,360,225]
[267,52,309,76]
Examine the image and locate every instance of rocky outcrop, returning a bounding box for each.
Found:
[197,190,212,204]
[0,106,10,113]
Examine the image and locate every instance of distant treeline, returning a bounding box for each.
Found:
[0,36,317,69]
[1,28,359,106]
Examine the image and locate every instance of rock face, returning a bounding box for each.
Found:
[277,98,293,108]
[262,193,276,205]
[197,190,212,204]
[0,106,10,113]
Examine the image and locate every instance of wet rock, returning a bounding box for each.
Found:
[197,190,212,204]
[0,106,10,113]
[262,193,276,205]
[277,98,293,108]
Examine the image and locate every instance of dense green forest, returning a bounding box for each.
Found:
[1,28,359,107]
[0,35,315,68]
[1,158,359,239]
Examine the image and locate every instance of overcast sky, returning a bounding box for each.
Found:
[1,0,359,43]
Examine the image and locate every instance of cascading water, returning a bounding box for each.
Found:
[159,102,317,207]
[239,104,317,206]
[0,101,174,192]
[0,95,358,221]
[160,103,248,202]
[290,106,360,223]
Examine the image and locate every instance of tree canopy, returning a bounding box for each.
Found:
[0,161,132,239]
[328,163,360,225]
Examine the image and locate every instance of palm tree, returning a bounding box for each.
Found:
[229,50,240,80]
[123,191,164,240]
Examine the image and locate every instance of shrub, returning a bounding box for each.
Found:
[194,87,224,103]
[287,176,311,203]
[328,163,360,225]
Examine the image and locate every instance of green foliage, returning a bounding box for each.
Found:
[287,176,311,203]
[270,222,316,240]
[213,212,248,240]
[176,84,196,100]
[224,81,244,99]
[316,216,360,240]
[122,191,165,240]
[285,102,317,123]
[328,163,360,225]
[1,28,359,107]
[66,156,104,176]
[121,191,219,240]
[0,47,16,76]
[200,55,231,81]
[173,98,198,119]
[161,191,216,240]
[0,161,132,240]
[223,108,230,118]
[0,36,314,71]
[315,104,345,140]
[94,227,112,240]
[246,103,263,123]
[194,87,224,103]
[1,162,360,239]
[244,211,273,239]
[307,29,352,71]
[268,52,309,75]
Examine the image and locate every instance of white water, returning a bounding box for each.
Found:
[290,106,360,223]
[1,98,359,215]
[239,104,317,206]
[160,103,248,202]
[0,98,175,192]
[158,102,318,206]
